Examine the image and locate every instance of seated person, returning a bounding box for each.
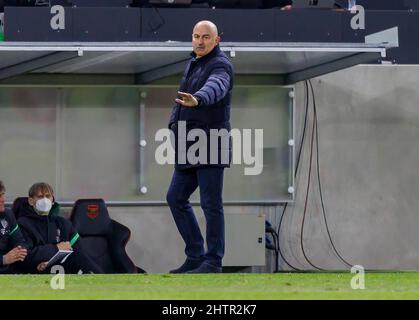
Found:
[18,182,103,274]
[0,180,28,274]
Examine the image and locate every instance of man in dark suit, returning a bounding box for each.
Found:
[167,20,233,274]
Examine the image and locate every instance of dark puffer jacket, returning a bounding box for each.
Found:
[169,44,234,170]
[0,209,27,273]
[17,202,81,272]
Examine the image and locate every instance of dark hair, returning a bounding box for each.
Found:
[0,180,4,193]
[28,182,54,198]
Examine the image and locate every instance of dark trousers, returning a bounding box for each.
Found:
[167,166,225,268]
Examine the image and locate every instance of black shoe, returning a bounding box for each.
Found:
[186,262,222,274]
[169,258,204,274]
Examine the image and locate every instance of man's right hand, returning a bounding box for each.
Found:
[3,246,27,265]
[56,241,72,251]
[175,91,199,107]
[37,261,48,272]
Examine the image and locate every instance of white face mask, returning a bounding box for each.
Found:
[35,197,53,216]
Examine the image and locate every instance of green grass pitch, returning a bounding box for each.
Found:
[1,272,419,300]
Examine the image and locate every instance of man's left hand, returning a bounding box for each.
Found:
[175,91,199,107]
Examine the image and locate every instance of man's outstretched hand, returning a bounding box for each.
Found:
[175,91,199,107]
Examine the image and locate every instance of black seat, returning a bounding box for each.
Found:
[70,198,145,274]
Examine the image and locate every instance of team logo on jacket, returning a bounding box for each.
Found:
[0,219,8,236]
[56,228,61,242]
[87,204,99,219]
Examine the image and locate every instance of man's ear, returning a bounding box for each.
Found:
[28,197,35,206]
[215,36,221,45]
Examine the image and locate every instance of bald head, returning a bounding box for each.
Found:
[192,20,220,58]
[193,20,218,36]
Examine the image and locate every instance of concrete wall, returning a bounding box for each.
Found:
[278,65,419,271]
